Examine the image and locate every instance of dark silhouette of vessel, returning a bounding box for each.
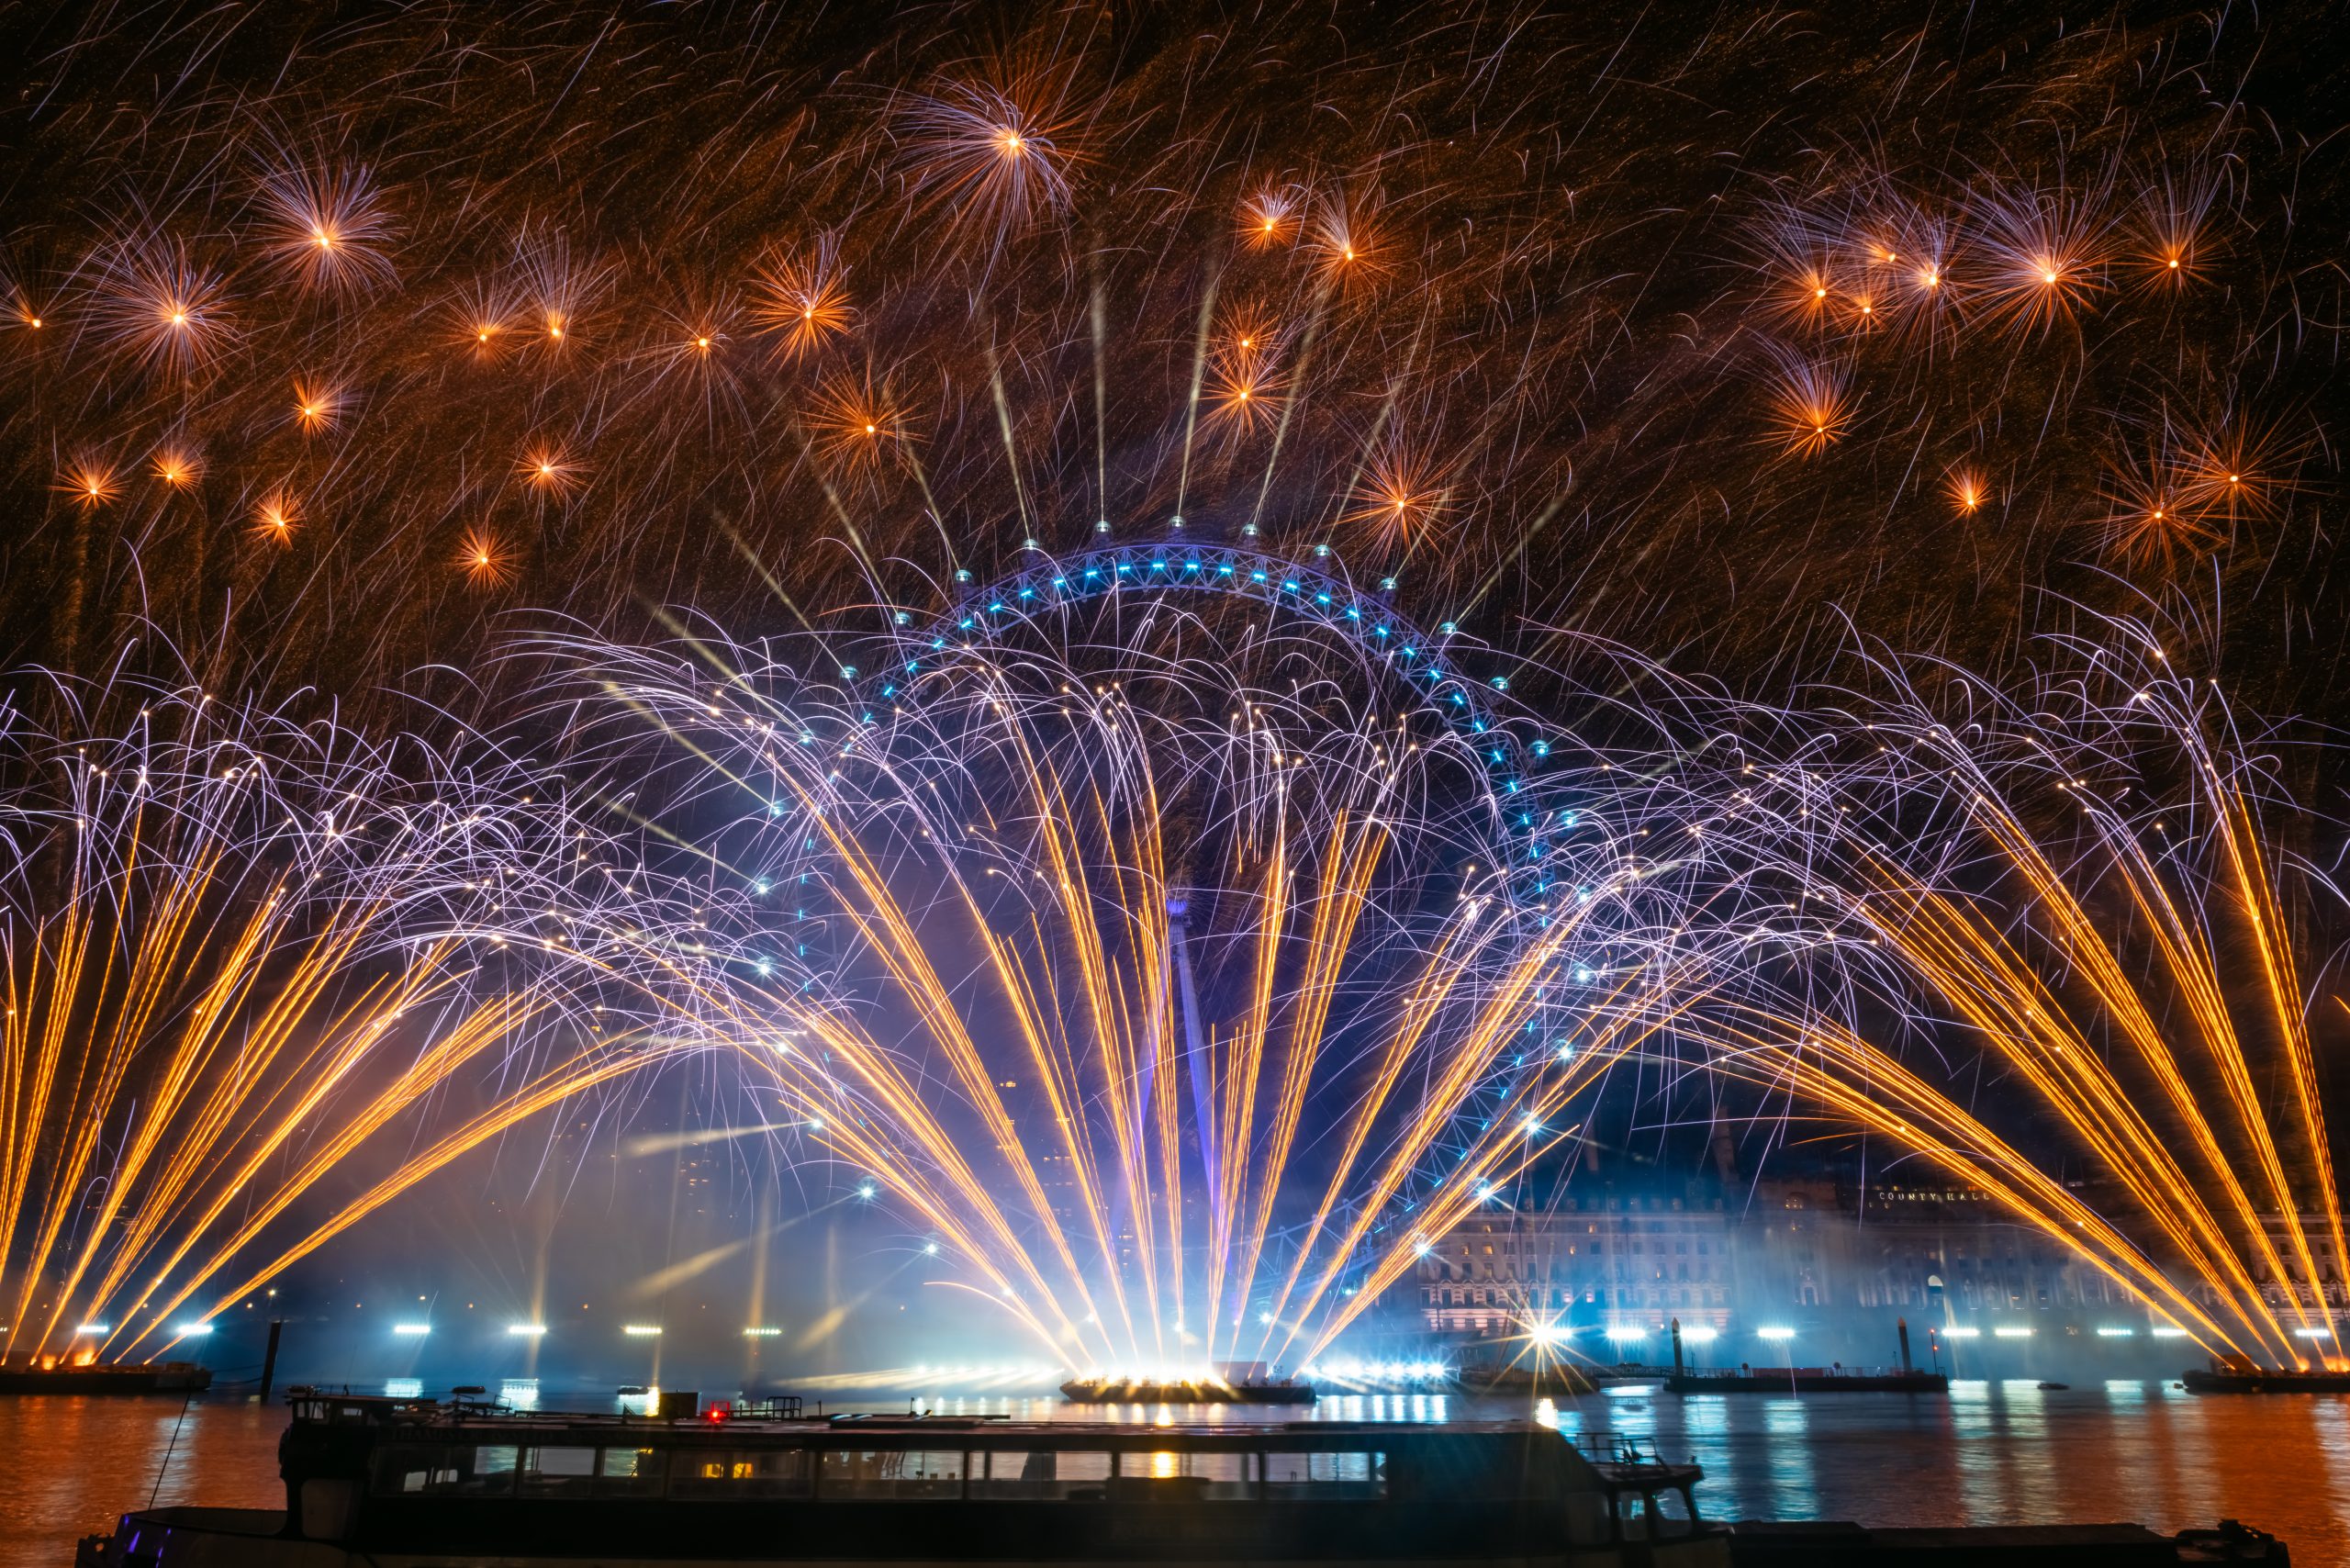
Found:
[73,1390,1731,1564]
[0,1359,211,1394]
[1058,1374,1315,1403]
[2182,1366,2350,1394]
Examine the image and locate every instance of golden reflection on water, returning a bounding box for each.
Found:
[3,1384,2346,1562]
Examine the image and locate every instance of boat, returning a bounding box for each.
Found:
[1661,1367,1948,1395]
[2181,1365,2350,1394]
[1462,1363,1600,1397]
[0,1359,211,1394]
[73,1388,1730,1565]
[1059,1374,1315,1404]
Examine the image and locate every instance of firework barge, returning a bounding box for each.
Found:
[2180,1357,2350,1394]
[1058,1373,1316,1404]
[73,1390,2291,1568]
[0,1359,211,1394]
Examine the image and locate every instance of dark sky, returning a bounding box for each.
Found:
[0,1,2338,745]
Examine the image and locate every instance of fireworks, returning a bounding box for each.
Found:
[899,78,1080,240]
[752,239,856,363]
[0,6,2319,712]
[535,584,1773,1372]
[1698,618,2346,1370]
[0,5,2336,1375]
[0,678,674,1363]
[256,162,400,297]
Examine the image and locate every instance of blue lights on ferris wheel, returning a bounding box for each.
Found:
[845,535,1597,930]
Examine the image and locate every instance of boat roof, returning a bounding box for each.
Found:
[292,1396,1554,1441]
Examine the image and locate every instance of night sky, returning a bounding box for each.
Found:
[1,3,2338,740]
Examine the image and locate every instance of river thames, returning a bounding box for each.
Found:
[4,1380,2344,1565]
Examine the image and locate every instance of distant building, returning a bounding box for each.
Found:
[1414,1194,1732,1342]
[1395,1169,2279,1366]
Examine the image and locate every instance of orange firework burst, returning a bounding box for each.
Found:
[2170,413,2303,528]
[1975,184,2113,336]
[1945,466,1987,515]
[2134,168,2223,290]
[92,239,232,375]
[1202,311,1284,437]
[252,488,301,543]
[898,79,1079,239]
[1306,195,1385,286]
[456,525,513,587]
[1239,185,1303,248]
[520,443,585,497]
[1345,449,1448,536]
[806,376,909,468]
[258,162,398,296]
[1766,356,1852,455]
[150,445,203,489]
[55,458,119,508]
[1203,363,1282,438]
[445,277,516,360]
[510,223,599,353]
[752,242,856,362]
[1221,304,1282,363]
[291,377,343,434]
[1788,264,1836,323]
[2096,450,2214,566]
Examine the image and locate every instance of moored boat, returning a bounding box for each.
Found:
[0,1360,211,1395]
[1059,1374,1315,1404]
[2181,1365,2350,1394]
[73,1387,1729,1566]
[1662,1367,1947,1395]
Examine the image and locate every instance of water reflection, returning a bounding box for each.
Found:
[4,1383,2345,1564]
[2310,1399,2350,1538]
[1996,1382,2061,1520]
[1757,1399,1817,1518]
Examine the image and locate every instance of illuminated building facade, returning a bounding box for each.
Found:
[1401,1171,2337,1364]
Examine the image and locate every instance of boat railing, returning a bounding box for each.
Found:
[1564,1430,1702,1482]
[1564,1430,1663,1468]
[1660,1362,1916,1380]
[290,1392,811,1427]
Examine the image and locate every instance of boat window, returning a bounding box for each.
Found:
[405,1444,518,1496]
[1118,1450,1255,1499]
[466,1445,520,1495]
[372,1445,461,1495]
[1648,1486,1695,1539]
[518,1446,599,1497]
[967,1449,1113,1498]
[669,1448,811,1498]
[597,1447,666,1498]
[819,1449,966,1499]
[1262,1451,1386,1498]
